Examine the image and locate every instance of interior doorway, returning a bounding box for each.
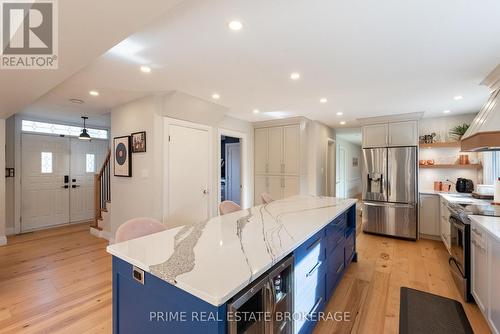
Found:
[326,139,336,196]
[21,133,108,232]
[220,135,241,205]
[336,144,347,198]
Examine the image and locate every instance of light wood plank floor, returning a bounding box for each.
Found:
[0,223,490,333]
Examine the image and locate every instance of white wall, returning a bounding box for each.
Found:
[109,92,254,234]
[418,113,482,191]
[0,119,6,245]
[336,137,362,197]
[5,116,15,235]
[306,121,336,196]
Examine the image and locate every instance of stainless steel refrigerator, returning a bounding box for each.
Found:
[362,146,418,240]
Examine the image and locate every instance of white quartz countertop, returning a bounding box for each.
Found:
[107,196,357,306]
[470,215,500,242]
[419,191,489,205]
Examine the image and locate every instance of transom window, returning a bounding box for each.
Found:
[22,120,108,139]
[41,152,52,174]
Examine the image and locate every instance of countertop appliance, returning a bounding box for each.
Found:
[362,146,418,239]
[456,178,474,193]
[227,255,294,334]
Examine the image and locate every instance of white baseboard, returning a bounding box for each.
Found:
[89,227,114,244]
[0,236,7,246]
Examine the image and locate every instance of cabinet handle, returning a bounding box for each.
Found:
[306,261,322,277]
[472,227,482,238]
[307,237,322,251]
[306,297,323,320]
[472,239,486,252]
[336,263,345,274]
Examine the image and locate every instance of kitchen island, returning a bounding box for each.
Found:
[107,196,357,334]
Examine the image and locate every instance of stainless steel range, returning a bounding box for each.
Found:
[447,201,500,302]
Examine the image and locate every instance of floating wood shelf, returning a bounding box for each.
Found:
[419,142,461,148]
[419,164,482,169]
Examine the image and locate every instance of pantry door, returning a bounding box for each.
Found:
[69,138,108,222]
[21,134,71,231]
[165,118,211,226]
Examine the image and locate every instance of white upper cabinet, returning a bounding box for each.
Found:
[283,125,300,175]
[254,128,269,174]
[362,124,388,148]
[388,121,418,146]
[268,127,283,174]
[254,125,300,176]
[362,121,418,148]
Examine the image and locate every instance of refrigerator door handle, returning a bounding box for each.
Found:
[364,201,414,209]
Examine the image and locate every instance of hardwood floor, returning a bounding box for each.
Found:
[315,232,491,334]
[0,223,112,333]
[0,223,490,333]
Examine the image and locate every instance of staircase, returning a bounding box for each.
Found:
[90,150,113,240]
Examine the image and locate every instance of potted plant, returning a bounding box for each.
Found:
[449,123,470,141]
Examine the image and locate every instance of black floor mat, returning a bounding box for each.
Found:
[399,287,474,334]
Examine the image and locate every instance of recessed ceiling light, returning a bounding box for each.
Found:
[443,110,451,114]
[89,90,99,96]
[140,65,151,73]
[290,72,300,80]
[340,121,346,125]
[253,109,260,114]
[212,93,220,100]
[320,98,328,104]
[336,111,343,116]
[228,20,243,31]
[454,95,463,100]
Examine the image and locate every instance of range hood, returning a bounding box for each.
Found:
[461,65,500,152]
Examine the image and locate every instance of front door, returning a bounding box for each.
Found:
[21,134,108,232]
[21,134,70,230]
[69,138,108,222]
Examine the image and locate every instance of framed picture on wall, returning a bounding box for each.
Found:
[114,136,132,177]
[131,131,146,153]
[352,157,359,167]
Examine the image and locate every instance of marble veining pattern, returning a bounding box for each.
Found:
[107,196,357,306]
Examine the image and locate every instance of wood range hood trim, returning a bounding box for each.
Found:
[461,130,500,152]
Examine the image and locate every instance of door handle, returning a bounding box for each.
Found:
[72,185,80,188]
[202,189,209,195]
[61,185,69,189]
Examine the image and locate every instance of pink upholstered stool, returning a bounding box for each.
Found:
[219,201,241,215]
[260,192,274,205]
[115,217,166,243]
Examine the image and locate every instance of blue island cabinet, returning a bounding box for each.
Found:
[293,204,357,334]
[112,257,227,334]
[112,203,357,334]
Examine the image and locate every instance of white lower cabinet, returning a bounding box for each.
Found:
[254,175,299,204]
[489,234,500,334]
[471,223,488,314]
[419,194,440,237]
[439,197,451,253]
[470,219,500,334]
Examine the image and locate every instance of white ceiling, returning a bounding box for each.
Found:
[0,0,183,119]
[19,0,500,128]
